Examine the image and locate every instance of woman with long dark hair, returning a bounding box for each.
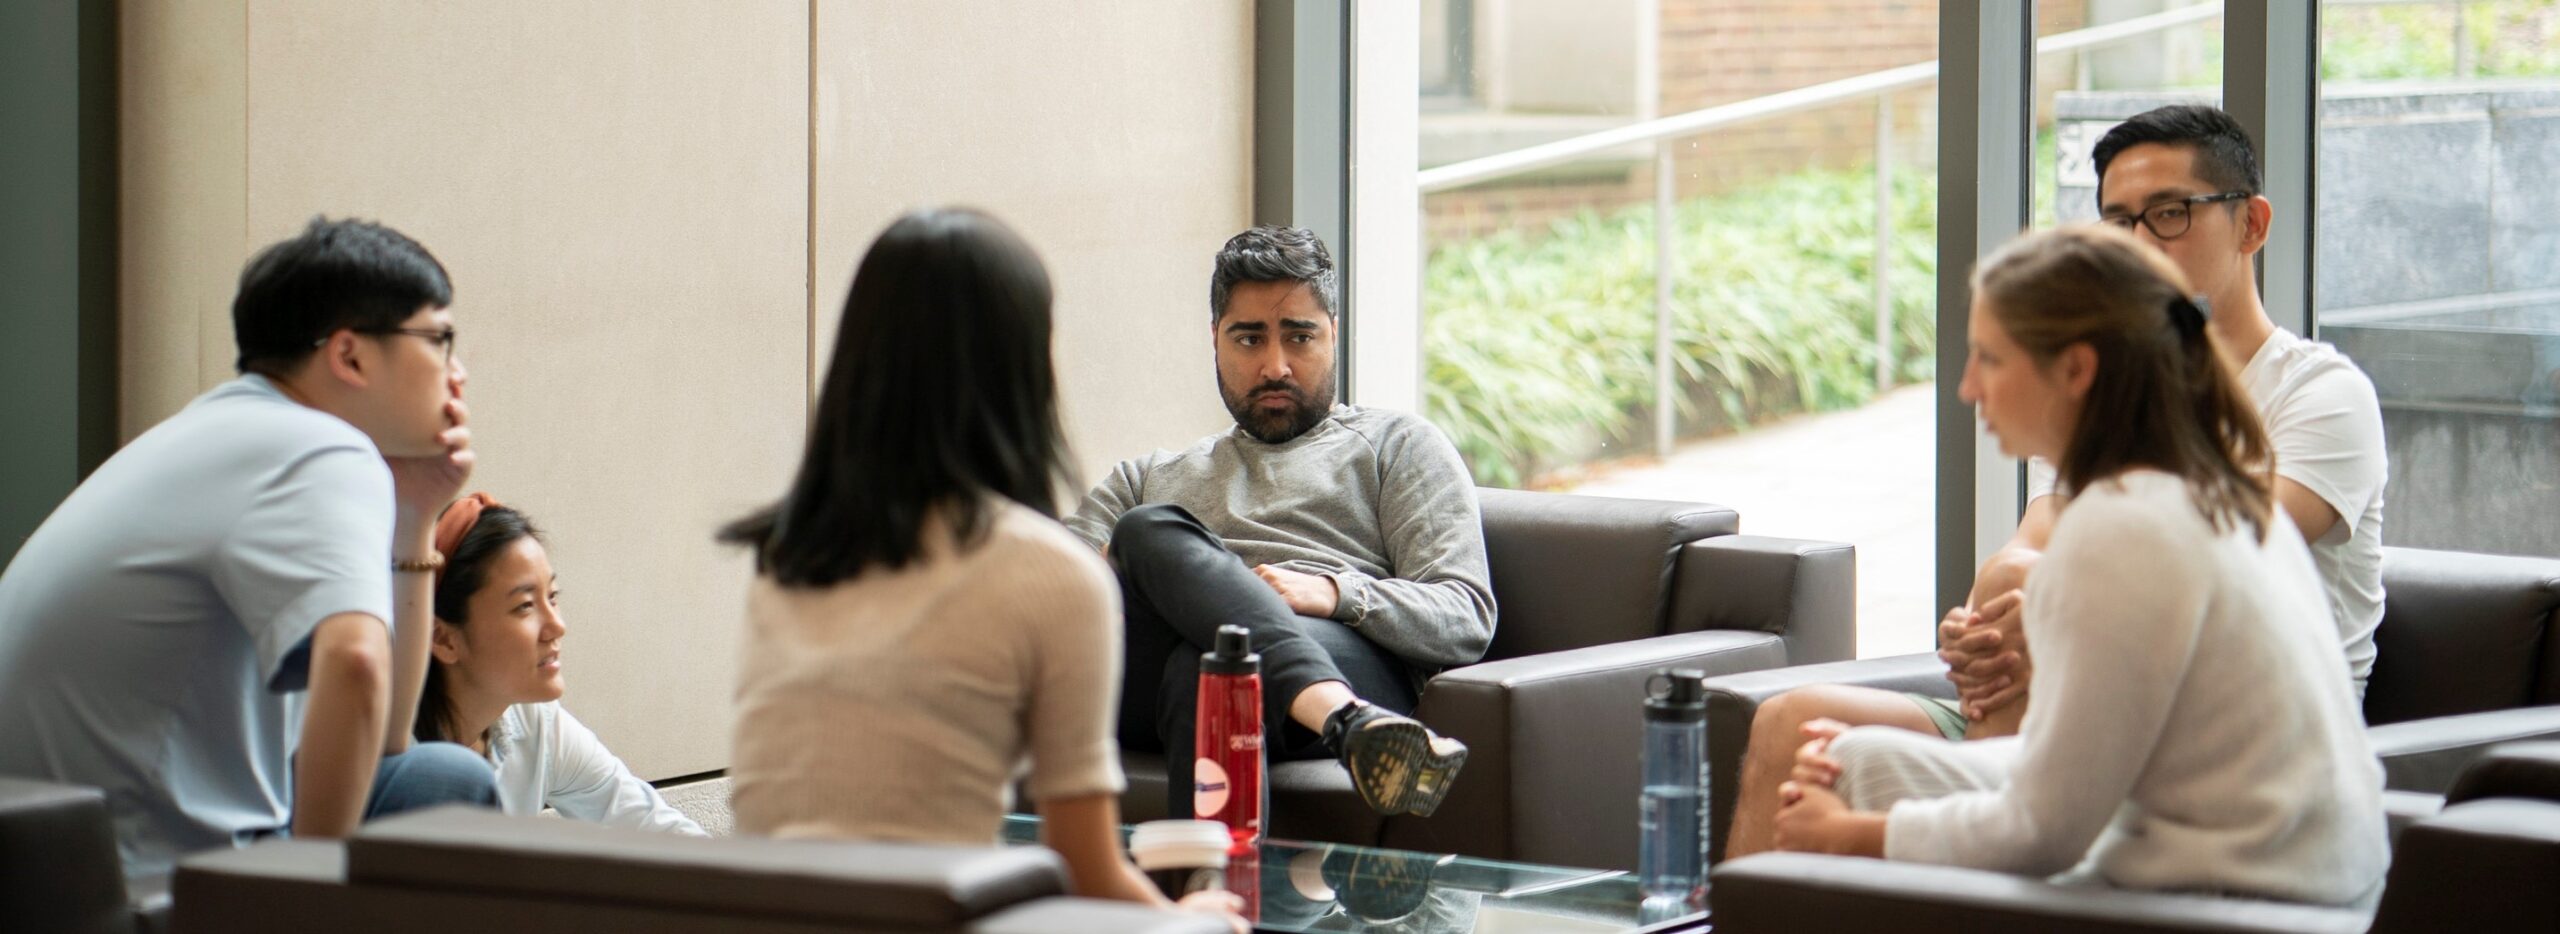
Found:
[721,208,1241,928]
[418,493,702,834]
[1771,225,2388,908]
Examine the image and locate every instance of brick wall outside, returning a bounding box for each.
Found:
[1425,0,2088,245]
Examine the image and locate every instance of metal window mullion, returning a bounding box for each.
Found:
[1255,0,1352,354]
[1937,1,2032,621]
[2225,2,2319,337]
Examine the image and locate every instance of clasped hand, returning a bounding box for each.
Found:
[1772,717,1866,854]
[1937,590,2029,721]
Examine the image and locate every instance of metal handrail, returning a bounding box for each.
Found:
[1417,1,2225,194]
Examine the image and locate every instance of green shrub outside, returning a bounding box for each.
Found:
[1423,166,1938,488]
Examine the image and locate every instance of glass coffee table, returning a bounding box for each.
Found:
[1000,816,1709,933]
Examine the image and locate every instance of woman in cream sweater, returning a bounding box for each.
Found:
[1771,225,2388,909]
[719,207,1242,931]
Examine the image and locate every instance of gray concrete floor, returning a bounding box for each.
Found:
[1564,383,1941,660]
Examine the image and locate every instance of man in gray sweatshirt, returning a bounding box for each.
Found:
[1068,226,1497,819]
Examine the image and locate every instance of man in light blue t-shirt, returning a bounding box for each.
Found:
[0,218,498,877]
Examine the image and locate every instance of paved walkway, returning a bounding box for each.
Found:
[1564,383,1942,659]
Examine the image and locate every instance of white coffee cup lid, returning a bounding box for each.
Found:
[1128,819,1232,869]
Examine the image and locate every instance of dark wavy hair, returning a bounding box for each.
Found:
[416,504,543,744]
[1974,225,2274,541]
[1209,225,1337,324]
[719,208,1074,586]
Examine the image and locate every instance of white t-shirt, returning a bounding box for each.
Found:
[487,701,704,835]
[0,376,395,877]
[2030,328,2387,691]
[1886,471,2389,906]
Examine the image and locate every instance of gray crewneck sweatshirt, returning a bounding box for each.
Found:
[1066,405,1497,668]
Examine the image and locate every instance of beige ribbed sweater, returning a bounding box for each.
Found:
[730,501,1125,845]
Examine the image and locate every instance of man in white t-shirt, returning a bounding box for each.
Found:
[1724,104,2388,858]
[0,218,496,877]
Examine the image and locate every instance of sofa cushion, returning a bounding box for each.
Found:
[347,806,1063,928]
[2364,547,2560,725]
[1475,487,1737,660]
[2369,798,2560,934]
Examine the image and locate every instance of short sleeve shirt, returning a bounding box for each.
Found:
[2028,329,2388,690]
[0,375,395,877]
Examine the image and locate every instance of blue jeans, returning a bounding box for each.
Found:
[361,741,498,820]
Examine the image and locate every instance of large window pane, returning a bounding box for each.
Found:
[2316,0,2560,559]
[2036,2,2225,228]
[1419,1,1965,657]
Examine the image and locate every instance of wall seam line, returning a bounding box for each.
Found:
[805,0,817,406]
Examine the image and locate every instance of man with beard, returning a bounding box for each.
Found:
[1069,226,1495,819]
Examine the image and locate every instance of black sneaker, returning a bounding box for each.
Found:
[1322,701,1467,817]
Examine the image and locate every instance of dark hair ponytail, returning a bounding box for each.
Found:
[1974,225,2274,541]
[417,505,542,744]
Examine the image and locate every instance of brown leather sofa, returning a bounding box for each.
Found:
[1115,487,1857,873]
[1708,741,2560,933]
[1698,545,2560,863]
[171,806,1224,934]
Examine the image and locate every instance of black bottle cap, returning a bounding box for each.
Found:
[1644,668,1706,723]
[1203,624,1260,675]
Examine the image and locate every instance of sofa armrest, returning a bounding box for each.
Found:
[2367,706,2560,794]
[1709,853,2369,934]
[0,776,135,934]
[1674,535,1857,666]
[1381,629,1790,869]
[1700,654,1951,862]
[967,897,1232,934]
[2369,798,2560,934]
[2445,739,2560,806]
[347,806,1065,928]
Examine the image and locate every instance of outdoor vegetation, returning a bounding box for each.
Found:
[1420,0,2560,489]
[2323,0,2560,80]
[1422,167,1937,488]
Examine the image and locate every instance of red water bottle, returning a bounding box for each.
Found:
[1195,625,1265,849]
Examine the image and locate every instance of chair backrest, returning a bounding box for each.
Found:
[2364,546,2560,725]
[1473,488,1738,661]
[345,806,1066,930]
[0,777,134,934]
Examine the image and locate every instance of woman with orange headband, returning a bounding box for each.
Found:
[419,492,704,834]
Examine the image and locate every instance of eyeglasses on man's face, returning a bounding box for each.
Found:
[316,326,459,365]
[2100,191,2249,241]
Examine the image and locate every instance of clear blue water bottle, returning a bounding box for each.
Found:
[1638,668,1708,916]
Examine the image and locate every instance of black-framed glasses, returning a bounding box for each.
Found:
[318,327,458,365]
[2100,191,2249,241]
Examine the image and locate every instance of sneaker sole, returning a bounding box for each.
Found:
[1343,720,1468,817]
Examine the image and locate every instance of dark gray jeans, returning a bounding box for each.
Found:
[1107,504,1419,817]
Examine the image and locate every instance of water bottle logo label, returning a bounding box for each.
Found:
[1193,758,1231,817]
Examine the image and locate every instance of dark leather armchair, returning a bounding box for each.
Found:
[174,806,1222,934]
[1699,545,2560,862]
[0,776,166,934]
[1118,487,1857,872]
[1710,741,2560,934]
